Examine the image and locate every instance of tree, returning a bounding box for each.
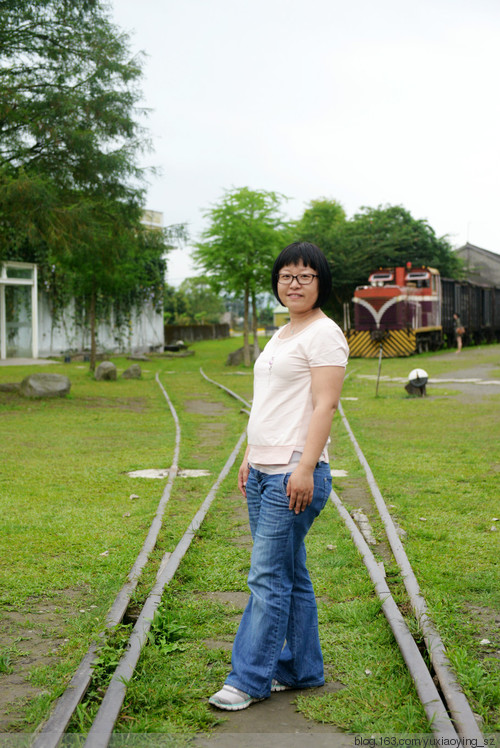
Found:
[0,0,145,197]
[294,198,346,251]
[53,201,181,370]
[342,204,459,274]
[293,198,349,316]
[295,201,462,318]
[336,205,461,302]
[163,284,188,325]
[178,277,225,324]
[194,187,289,365]
[163,277,225,325]
[255,292,276,328]
[0,0,177,368]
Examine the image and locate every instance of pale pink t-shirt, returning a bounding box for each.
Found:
[247,317,348,468]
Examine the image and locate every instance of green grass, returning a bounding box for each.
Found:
[336,346,500,730]
[1,339,499,735]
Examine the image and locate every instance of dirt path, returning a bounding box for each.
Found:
[0,589,89,731]
[425,350,500,400]
[194,684,346,747]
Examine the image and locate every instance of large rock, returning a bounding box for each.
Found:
[226,345,261,366]
[95,361,117,381]
[122,364,142,379]
[0,382,20,392]
[20,373,71,399]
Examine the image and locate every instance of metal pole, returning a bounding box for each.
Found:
[31,264,38,359]
[375,343,383,396]
[0,282,6,360]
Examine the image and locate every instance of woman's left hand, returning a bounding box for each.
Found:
[286,465,314,514]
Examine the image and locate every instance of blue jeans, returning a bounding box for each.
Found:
[226,462,332,699]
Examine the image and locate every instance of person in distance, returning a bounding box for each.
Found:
[453,312,465,353]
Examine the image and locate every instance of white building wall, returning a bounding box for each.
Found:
[20,291,164,358]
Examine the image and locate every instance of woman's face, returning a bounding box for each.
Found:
[277,260,319,313]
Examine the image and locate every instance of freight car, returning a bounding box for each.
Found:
[345,263,500,357]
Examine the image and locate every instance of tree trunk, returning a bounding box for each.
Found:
[89,289,97,372]
[243,286,250,367]
[251,289,260,360]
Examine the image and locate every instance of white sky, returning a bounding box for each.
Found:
[111,0,500,285]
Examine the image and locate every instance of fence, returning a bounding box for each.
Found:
[164,323,230,345]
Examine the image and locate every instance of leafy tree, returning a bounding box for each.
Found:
[194,187,289,365]
[293,198,349,317]
[0,0,178,367]
[163,284,188,325]
[0,0,145,197]
[294,198,346,250]
[339,204,460,278]
[0,171,57,263]
[295,201,461,318]
[255,292,276,328]
[55,202,182,369]
[164,277,225,325]
[178,277,225,324]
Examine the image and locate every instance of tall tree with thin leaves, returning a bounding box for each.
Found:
[0,0,177,368]
[194,187,289,366]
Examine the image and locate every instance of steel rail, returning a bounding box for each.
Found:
[203,371,485,742]
[32,373,181,748]
[84,429,248,748]
[337,401,485,745]
[199,366,252,409]
[330,489,458,739]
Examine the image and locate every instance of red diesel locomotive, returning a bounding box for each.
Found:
[345,263,500,357]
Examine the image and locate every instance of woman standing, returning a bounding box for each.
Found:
[209,241,348,711]
[453,312,464,353]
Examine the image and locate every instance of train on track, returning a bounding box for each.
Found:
[345,262,500,357]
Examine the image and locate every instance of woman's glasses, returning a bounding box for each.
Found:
[277,273,318,285]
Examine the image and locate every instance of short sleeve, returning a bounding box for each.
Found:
[304,319,349,368]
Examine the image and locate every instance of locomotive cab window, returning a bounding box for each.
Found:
[405,271,430,289]
[369,272,394,287]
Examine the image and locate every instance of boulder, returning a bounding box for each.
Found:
[0,382,20,393]
[226,345,261,366]
[95,361,117,381]
[122,364,142,379]
[19,373,71,399]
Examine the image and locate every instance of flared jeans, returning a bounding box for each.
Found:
[226,462,332,699]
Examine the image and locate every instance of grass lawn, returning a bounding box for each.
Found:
[0,340,498,736]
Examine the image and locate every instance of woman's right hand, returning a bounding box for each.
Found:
[238,460,250,497]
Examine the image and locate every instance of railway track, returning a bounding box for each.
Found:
[32,371,246,748]
[31,368,485,746]
[201,369,485,746]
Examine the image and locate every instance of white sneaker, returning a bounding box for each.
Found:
[271,679,292,692]
[209,684,263,711]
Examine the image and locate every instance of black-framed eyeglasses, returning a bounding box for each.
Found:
[277,273,318,286]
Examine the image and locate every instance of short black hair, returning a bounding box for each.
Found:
[272,241,332,308]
